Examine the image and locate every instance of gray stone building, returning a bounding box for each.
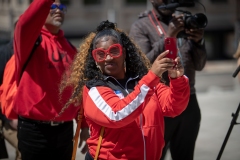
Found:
[0,0,239,60]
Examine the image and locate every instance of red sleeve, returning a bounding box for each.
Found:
[14,0,54,83]
[155,75,190,117]
[83,71,160,128]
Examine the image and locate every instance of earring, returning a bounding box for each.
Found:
[96,63,103,73]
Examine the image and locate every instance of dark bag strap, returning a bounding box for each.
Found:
[66,39,76,51]
[20,35,42,77]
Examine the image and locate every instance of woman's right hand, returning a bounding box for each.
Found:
[151,50,175,77]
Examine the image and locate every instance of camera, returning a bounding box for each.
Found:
[181,11,208,30]
[177,11,208,38]
[158,0,208,38]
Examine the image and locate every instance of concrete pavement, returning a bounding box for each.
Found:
[194,60,240,160]
[164,60,240,160]
[2,60,240,160]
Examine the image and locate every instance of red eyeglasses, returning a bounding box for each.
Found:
[92,44,123,62]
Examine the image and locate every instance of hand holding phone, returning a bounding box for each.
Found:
[164,37,177,60]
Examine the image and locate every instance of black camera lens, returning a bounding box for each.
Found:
[185,13,208,29]
[177,13,208,38]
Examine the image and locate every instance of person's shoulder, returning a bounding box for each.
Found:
[131,10,150,27]
[138,10,151,19]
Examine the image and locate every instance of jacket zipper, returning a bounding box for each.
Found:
[107,76,146,159]
[140,114,146,160]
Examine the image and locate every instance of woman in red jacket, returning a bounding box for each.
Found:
[60,20,190,160]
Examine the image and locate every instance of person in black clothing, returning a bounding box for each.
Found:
[0,39,14,84]
[0,39,14,159]
[129,0,207,160]
[0,38,21,160]
[0,114,8,159]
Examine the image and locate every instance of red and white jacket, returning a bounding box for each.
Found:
[83,71,190,160]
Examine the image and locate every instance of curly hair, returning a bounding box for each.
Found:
[59,20,151,115]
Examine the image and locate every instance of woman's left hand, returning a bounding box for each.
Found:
[78,127,90,154]
[168,57,184,78]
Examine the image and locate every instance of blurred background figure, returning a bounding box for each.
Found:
[0,112,8,159]
[233,41,240,82]
[0,20,21,160]
[129,0,207,159]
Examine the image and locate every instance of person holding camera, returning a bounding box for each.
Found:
[129,0,207,160]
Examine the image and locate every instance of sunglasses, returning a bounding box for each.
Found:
[92,44,123,62]
[50,4,67,13]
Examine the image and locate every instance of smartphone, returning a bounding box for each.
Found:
[164,37,177,60]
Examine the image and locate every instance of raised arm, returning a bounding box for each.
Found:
[14,0,53,82]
